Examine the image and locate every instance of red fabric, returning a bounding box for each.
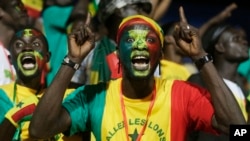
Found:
[24,6,41,18]
[12,104,36,122]
[171,80,218,141]
[106,52,122,79]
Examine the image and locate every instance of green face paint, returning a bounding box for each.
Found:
[16,51,45,77]
[119,26,161,79]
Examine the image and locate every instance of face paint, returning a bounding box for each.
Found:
[119,25,161,78]
[9,27,49,86]
[16,50,46,77]
[15,28,42,38]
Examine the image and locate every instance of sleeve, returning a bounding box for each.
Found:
[172,81,218,134]
[185,82,218,134]
[62,86,89,136]
[42,5,73,28]
[0,89,13,124]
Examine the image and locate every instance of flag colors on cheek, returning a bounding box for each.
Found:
[146,31,161,67]
[118,28,161,77]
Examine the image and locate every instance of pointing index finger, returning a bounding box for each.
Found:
[84,12,92,26]
[179,6,188,24]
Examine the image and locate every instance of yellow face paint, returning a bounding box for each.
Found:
[119,26,161,79]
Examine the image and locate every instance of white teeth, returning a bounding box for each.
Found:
[134,56,147,59]
[22,56,32,61]
[133,63,148,70]
[23,63,35,69]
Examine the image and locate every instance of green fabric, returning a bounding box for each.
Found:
[90,36,117,84]
[62,83,107,140]
[42,5,73,86]
[238,59,250,82]
[0,89,13,123]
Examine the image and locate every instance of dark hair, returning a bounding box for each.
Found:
[201,23,231,55]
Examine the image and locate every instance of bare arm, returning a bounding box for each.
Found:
[174,6,246,134]
[29,13,95,139]
[150,0,172,21]
[199,3,237,37]
[0,119,16,140]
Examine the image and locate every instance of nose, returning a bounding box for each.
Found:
[241,38,248,46]
[22,45,33,52]
[135,38,147,50]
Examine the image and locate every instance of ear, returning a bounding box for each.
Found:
[45,52,51,63]
[214,42,225,53]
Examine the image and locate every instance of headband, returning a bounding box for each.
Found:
[116,15,164,48]
[202,23,231,54]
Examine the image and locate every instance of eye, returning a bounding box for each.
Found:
[146,37,156,43]
[15,42,24,48]
[32,42,41,48]
[127,38,134,43]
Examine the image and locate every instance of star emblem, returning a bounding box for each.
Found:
[16,101,24,108]
[129,128,142,141]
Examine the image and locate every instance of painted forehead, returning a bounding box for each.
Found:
[117,15,164,47]
[126,24,151,31]
[15,28,42,38]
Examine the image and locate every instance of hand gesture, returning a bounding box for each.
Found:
[67,13,95,63]
[173,6,206,60]
[199,3,237,36]
[212,3,237,23]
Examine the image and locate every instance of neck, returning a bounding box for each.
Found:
[214,59,239,82]
[16,77,43,92]
[121,76,155,99]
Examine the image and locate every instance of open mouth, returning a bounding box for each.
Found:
[131,56,150,71]
[21,55,36,70]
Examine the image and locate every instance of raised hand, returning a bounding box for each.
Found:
[211,3,237,23]
[67,12,95,64]
[199,3,237,37]
[173,6,206,60]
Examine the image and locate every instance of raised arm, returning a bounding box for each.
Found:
[150,0,172,21]
[29,13,95,139]
[174,6,246,134]
[199,3,237,37]
[0,120,16,140]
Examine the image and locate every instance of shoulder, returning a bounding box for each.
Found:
[171,80,211,103]
[172,80,207,92]
[64,82,108,100]
[0,83,15,99]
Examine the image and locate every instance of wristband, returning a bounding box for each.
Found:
[5,96,38,127]
[62,56,81,70]
[195,54,213,70]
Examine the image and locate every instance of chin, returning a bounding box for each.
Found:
[129,73,152,80]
